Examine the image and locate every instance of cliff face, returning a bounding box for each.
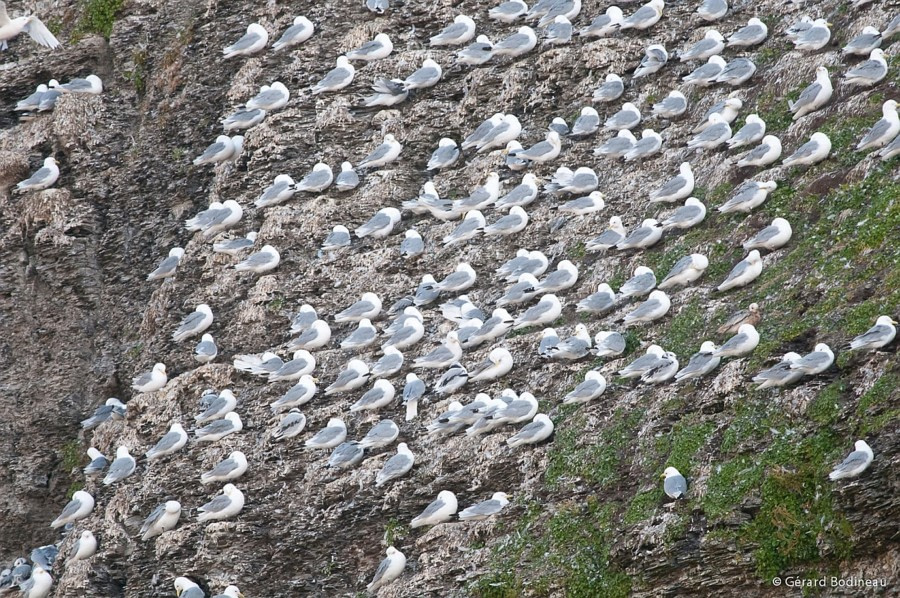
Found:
[0,0,898,596]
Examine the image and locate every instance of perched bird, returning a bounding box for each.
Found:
[507,413,554,447]
[495,174,540,210]
[213,232,257,255]
[662,467,687,499]
[321,226,351,253]
[366,0,388,13]
[428,138,460,171]
[336,293,382,322]
[340,318,378,351]
[714,324,759,358]
[172,304,213,342]
[312,56,355,94]
[272,409,307,441]
[367,547,407,593]
[235,245,280,274]
[843,26,881,56]
[443,211,485,246]
[197,484,244,522]
[857,100,899,151]
[411,490,458,527]
[328,441,365,469]
[727,18,768,47]
[213,586,243,598]
[223,23,268,58]
[543,16,573,45]
[679,30,725,62]
[140,500,182,540]
[456,35,494,65]
[792,18,830,52]
[350,379,396,411]
[402,373,426,421]
[267,350,315,382]
[563,371,607,404]
[335,162,360,191]
[697,0,727,21]
[586,216,627,251]
[81,398,126,429]
[718,303,761,335]
[375,442,415,486]
[195,412,243,442]
[605,103,642,131]
[686,113,732,149]
[848,316,897,351]
[414,332,463,368]
[593,331,626,357]
[51,491,94,528]
[622,290,670,327]
[222,107,265,132]
[661,197,706,231]
[469,348,514,382]
[347,33,393,61]
[641,351,678,384]
[512,131,562,162]
[789,343,835,375]
[592,73,625,103]
[358,135,403,170]
[294,163,334,193]
[617,0,664,31]
[490,0,528,23]
[675,341,721,382]
[132,363,167,393]
[658,254,708,289]
[201,451,249,484]
[682,55,727,86]
[16,565,52,598]
[619,266,656,299]
[743,218,792,251]
[842,49,887,87]
[616,218,663,251]
[545,166,598,194]
[716,57,756,85]
[272,16,315,51]
[737,135,782,168]
[491,26,538,58]
[147,247,184,280]
[717,250,763,292]
[650,162,694,203]
[718,180,777,213]
[752,352,805,390]
[103,446,136,485]
[782,132,831,167]
[828,440,874,480]
[359,420,400,450]
[483,206,529,236]
[727,114,766,148]
[459,492,510,520]
[633,45,668,78]
[186,201,245,241]
[0,1,61,49]
[652,90,688,118]
[173,578,205,598]
[580,7,624,38]
[430,15,476,46]
[790,66,832,120]
[546,324,593,360]
[194,135,244,165]
[270,375,317,413]
[624,129,663,161]
[15,157,59,192]
[534,260,578,294]
[403,58,443,90]
[195,390,237,423]
[56,74,104,94]
[83,447,108,477]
